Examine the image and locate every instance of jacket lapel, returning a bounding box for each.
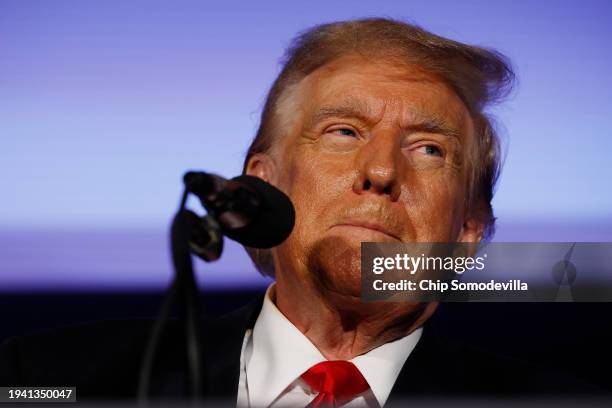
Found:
[201,294,265,398]
[386,323,463,400]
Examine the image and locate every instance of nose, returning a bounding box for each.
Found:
[352,132,402,201]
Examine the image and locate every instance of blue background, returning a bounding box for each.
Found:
[1,0,611,291]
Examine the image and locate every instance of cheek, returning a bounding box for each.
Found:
[402,174,465,240]
[279,150,353,240]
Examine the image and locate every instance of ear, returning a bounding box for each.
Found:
[245,153,279,186]
[457,215,485,244]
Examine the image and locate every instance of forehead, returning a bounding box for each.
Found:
[296,54,472,132]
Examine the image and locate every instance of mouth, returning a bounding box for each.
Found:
[332,221,402,242]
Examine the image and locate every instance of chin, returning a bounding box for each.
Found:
[306,235,363,298]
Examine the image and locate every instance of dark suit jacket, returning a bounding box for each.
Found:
[0,295,598,403]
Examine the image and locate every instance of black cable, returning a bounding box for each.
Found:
[137,279,177,403]
[137,189,203,402]
[171,209,203,400]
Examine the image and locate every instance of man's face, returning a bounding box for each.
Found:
[254,55,480,297]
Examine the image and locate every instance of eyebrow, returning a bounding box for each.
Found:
[403,115,462,141]
[308,100,462,141]
[309,100,373,128]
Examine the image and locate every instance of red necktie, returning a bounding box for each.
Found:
[301,361,370,407]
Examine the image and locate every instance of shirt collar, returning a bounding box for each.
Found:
[246,284,422,407]
[352,326,422,407]
[246,284,326,407]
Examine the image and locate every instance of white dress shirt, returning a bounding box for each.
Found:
[237,284,422,408]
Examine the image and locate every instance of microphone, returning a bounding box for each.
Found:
[139,171,294,401]
[183,171,295,249]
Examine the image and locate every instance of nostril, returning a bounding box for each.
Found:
[383,185,392,195]
[363,180,372,190]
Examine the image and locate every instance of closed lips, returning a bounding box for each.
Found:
[333,221,401,241]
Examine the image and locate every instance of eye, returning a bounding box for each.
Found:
[416,144,443,157]
[320,125,361,152]
[331,128,357,137]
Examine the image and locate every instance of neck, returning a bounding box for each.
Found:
[272,277,437,360]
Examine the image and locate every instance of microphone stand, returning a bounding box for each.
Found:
[138,189,210,403]
[170,194,203,400]
[137,171,293,403]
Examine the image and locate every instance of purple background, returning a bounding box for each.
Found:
[1,0,611,292]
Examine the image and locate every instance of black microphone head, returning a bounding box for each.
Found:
[221,175,295,249]
[183,171,225,199]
